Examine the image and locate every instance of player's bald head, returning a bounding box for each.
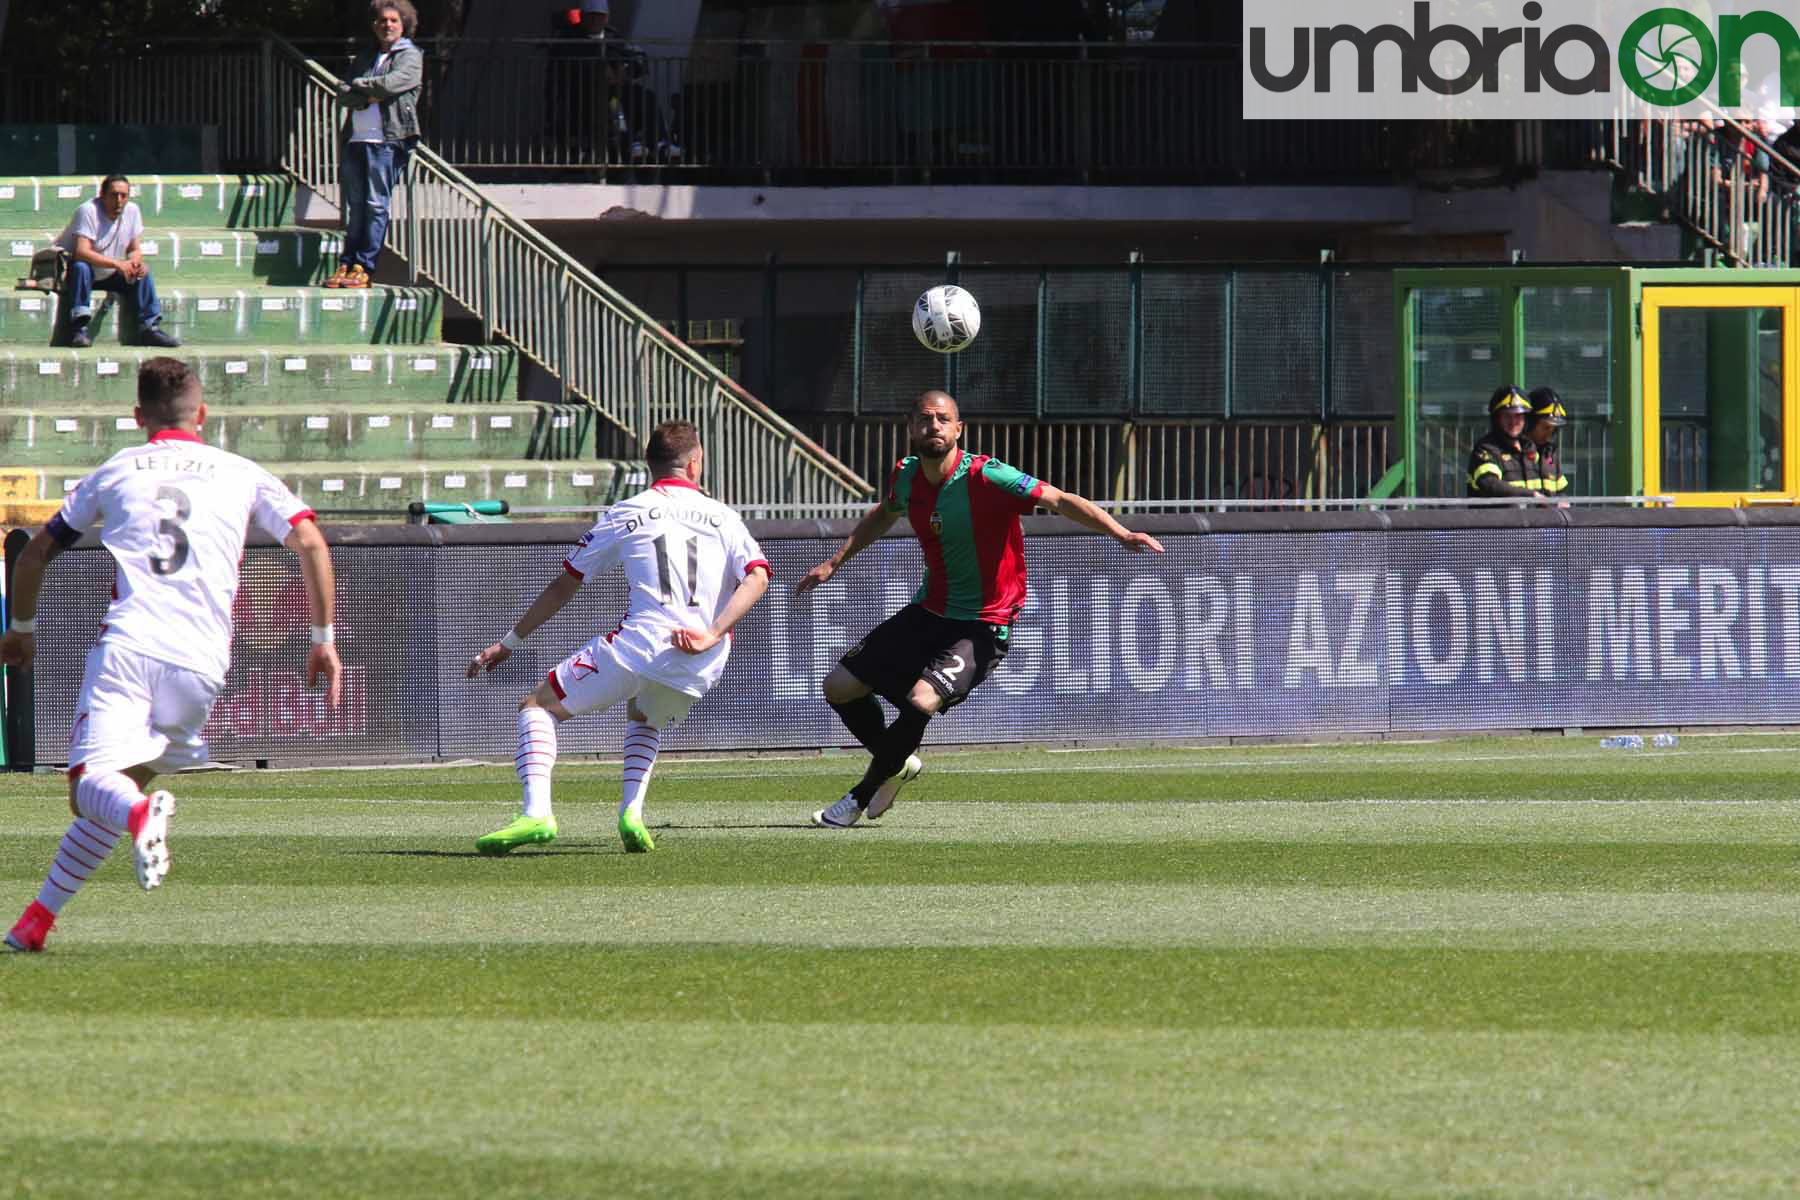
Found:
[913,390,959,420]
[136,356,202,430]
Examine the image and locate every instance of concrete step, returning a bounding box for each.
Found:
[0,285,442,347]
[0,345,517,407]
[0,175,293,229]
[4,228,345,287]
[0,402,591,466]
[19,459,645,513]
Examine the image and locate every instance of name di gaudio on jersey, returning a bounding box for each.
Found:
[1244,0,1800,120]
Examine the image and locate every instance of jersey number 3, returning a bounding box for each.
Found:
[652,532,701,607]
[149,485,192,576]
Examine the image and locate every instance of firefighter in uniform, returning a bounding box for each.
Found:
[1468,385,1548,501]
[1524,387,1570,497]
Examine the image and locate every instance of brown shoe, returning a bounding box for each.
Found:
[342,265,372,289]
[323,264,351,289]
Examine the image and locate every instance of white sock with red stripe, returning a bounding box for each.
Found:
[35,819,124,916]
[74,769,146,834]
[516,707,558,819]
[619,721,661,821]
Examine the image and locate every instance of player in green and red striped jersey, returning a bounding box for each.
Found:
[798,390,1164,827]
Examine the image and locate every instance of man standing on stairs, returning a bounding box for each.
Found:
[1,357,340,953]
[54,174,180,349]
[466,421,770,855]
[326,1,423,291]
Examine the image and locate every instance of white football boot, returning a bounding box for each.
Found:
[865,755,922,820]
[132,790,176,891]
[812,792,862,829]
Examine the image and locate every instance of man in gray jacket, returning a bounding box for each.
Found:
[326,1,423,289]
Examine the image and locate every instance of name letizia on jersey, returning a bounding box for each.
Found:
[619,506,724,534]
[133,455,219,479]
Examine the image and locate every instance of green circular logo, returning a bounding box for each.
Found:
[1619,7,1715,105]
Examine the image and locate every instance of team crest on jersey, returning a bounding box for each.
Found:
[930,510,943,535]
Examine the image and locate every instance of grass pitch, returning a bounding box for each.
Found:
[4,736,1800,1198]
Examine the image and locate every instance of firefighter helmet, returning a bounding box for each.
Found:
[1528,386,1567,427]
[1489,385,1531,415]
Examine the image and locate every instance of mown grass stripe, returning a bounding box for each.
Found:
[11,882,1800,952]
[6,1019,1799,1200]
[8,945,1800,1032]
[9,836,1800,891]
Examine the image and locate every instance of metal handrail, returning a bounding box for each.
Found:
[1608,99,1800,268]
[262,34,872,509]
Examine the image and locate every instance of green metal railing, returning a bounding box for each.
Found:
[262,36,871,511]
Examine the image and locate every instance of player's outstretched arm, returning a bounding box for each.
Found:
[467,570,583,677]
[673,566,770,654]
[0,526,69,670]
[798,503,901,594]
[286,519,344,707]
[1037,485,1165,554]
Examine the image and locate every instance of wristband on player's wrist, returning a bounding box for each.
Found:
[501,630,525,651]
[311,625,335,645]
[9,616,35,634]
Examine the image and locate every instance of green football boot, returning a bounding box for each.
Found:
[475,813,558,855]
[618,809,655,853]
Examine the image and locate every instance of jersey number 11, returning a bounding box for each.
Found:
[653,533,701,607]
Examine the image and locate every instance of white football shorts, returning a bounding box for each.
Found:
[546,635,696,728]
[68,643,224,776]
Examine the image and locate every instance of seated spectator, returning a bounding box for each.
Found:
[54,174,179,349]
[606,49,673,164]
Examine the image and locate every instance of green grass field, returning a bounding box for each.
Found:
[5,735,1800,1198]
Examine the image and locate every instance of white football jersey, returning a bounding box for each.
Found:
[563,478,768,694]
[52,430,315,684]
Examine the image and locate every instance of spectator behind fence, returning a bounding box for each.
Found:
[327,0,423,290]
[55,174,180,349]
[606,48,674,165]
[1467,385,1549,502]
[1525,387,1570,498]
[546,0,623,165]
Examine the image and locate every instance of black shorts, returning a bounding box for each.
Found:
[840,604,1010,713]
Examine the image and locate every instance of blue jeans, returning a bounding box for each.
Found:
[63,260,163,334]
[340,139,414,271]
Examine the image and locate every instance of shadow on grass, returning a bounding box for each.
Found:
[660,822,831,831]
[355,849,591,859]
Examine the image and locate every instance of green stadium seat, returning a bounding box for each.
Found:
[0,173,618,521]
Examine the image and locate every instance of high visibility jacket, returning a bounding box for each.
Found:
[1522,440,1568,494]
[1467,430,1537,498]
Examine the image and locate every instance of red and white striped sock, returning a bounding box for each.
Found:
[35,819,123,916]
[75,769,145,834]
[516,707,558,819]
[619,721,661,820]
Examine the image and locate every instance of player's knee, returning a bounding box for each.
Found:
[821,667,867,706]
[907,680,944,714]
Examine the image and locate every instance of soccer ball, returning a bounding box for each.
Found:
[912,284,981,354]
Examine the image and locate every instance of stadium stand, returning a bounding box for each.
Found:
[0,172,632,527]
